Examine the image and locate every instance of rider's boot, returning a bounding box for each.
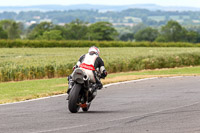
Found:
[95,80,103,90]
[91,80,103,94]
[88,82,101,102]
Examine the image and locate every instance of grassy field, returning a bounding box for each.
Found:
[3,47,200,67]
[1,47,200,82]
[1,66,200,104]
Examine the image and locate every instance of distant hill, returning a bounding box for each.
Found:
[1,5,200,27]
[0,4,200,12]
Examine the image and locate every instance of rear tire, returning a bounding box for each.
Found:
[68,84,81,113]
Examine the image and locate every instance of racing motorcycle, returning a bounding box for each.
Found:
[68,68,100,113]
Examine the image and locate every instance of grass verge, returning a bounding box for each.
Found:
[1,66,200,104]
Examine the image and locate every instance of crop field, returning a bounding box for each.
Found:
[1,47,200,82]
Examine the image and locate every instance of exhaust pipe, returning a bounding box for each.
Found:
[83,75,89,88]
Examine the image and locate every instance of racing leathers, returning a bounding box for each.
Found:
[67,52,107,95]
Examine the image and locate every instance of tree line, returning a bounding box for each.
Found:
[0,19,200,43]
[134,20,200,43]
[1,9,200,26]
[0,19,118,41]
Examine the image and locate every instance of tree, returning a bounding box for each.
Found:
[53,25,69,40]
[8,21,21,39]
[41,30,63,40]
[158,20,187,42]
[64,19,88,40]
[119,33,134,41]
[134,27,159,42]
[0,20,21,40]
[186,31,200,43]
[131,23,147,34]
[0,26,8,39]
[28,22,54,40]
[88,22,118,41]
[155,36,168,42]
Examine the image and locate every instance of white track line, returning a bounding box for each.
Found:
[169,76,183,79]
[0,94,66,106]
[103,77,158,88]
[0,77,180,106]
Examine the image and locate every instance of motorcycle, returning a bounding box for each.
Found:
[68,68,100,113]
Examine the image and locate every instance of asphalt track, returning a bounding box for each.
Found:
[1,76,200,133]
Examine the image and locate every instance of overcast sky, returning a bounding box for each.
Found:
[0,0,200,7]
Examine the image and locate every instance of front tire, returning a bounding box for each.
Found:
[68,84,81,113]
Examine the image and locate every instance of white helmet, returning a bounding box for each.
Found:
[88,46,100,55]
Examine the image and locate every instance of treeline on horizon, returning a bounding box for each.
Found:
[1,19,200,44]
[1,9,200,26]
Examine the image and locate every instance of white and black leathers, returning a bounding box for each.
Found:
[67,51,107,96]
[77,52,106,83]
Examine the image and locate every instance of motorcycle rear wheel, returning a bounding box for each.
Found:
[68,84,81,113]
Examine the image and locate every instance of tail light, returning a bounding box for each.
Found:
[76,72,83,75]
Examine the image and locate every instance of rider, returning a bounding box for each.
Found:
[67,46,107,97]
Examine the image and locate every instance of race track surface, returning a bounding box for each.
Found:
[1,76,200,133]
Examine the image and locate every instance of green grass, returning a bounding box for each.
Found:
[2,47,200,66]
[1,47,200,82]
[108,66,200,78]
[1,66,200,104]
[0,78,67,104]
[1,47,200,104]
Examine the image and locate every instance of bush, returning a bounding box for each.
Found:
[0,40,200,48]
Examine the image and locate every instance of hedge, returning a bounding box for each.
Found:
[0,40,200,48]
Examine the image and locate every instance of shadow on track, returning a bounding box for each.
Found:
[78,110,120,114]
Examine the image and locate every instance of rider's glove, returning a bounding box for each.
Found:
[73,65,78,70]
[101,70,107,79]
